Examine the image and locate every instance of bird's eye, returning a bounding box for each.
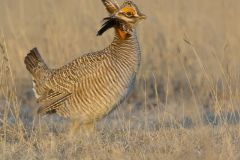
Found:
[125,12,133,17]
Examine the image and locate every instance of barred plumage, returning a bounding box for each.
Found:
[24,0,146,130]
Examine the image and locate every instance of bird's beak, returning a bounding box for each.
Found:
[138,12,147,20]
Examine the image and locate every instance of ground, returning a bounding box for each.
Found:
[0,0,240,159]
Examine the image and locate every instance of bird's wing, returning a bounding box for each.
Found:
[37,90,72,116]
[47,52,106,93]
[37,52,107,116]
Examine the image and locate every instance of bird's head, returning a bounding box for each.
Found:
[97,0,146,38]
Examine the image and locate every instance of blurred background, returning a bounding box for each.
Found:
[0,0,240,159]
[1,0,240,120]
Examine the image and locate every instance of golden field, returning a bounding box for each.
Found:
[1,0,240,159]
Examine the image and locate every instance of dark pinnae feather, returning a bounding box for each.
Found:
[97,17,120,36]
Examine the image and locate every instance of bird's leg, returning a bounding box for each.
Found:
[81,122,96,133]
[69,120,81,135]
[68,120,96,137]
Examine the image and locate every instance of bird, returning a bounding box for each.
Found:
[24,0,146,133]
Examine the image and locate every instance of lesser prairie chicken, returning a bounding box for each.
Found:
[24,0,146,133]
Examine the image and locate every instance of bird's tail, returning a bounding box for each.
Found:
[24,48,48,77]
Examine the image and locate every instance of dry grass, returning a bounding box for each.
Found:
[1,0,240,159]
